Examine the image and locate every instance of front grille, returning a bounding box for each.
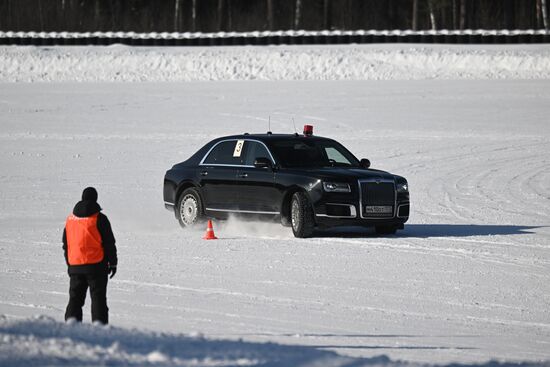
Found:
[360,181,395,218]
[361,182,395,205]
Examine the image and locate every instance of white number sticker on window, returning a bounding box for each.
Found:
[233,140,245,157]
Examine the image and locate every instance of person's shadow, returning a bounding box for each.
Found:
[316,224,543,238]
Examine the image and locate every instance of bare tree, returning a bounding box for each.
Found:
[323,0,330,29]
[412,0,418,30]
[428,0,437,30]
[227,0,232,31]
[542,0,549,29]
[294,0,302,29]
[37,0,44,31]
[9,0,15,30]
[452,0,457,29]
[4,0,548,34]
[218,0,224,31]
[266,0,273,30]
[535,0,542,28]
[192,0,197,32]
[460,0,466,29]
[3,0,11,30]
[95,0,101,29]
[504,0,514,28]
[174,0,182,31]
[108,0,115,30]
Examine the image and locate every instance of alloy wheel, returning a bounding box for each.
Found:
[291,198,300,230]
[180,194,198,226]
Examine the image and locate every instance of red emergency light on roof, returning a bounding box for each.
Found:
[303,125,313,136]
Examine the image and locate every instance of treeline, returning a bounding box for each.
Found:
[0,0,549,33]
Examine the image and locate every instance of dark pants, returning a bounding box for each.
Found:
[65,272,109,324]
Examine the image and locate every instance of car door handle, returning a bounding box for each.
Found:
[200,171,208,176]
[238,173,248,178]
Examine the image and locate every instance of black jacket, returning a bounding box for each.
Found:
[62,200,117,275]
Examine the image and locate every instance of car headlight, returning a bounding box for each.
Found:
[396,182,409,193]
[323,182,351,193]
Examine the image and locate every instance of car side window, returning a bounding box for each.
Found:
[325,147,352,165]
[203,140,247,165]
[244,141,272,166]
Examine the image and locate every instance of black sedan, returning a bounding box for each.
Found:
[163,129,409,238]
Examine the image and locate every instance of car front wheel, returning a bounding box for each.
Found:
[290,192,315,238]
[177,188,204,228]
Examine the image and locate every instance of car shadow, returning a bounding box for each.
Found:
[315,224,543,239]
[237,332,481,341]
[307,344,476,351]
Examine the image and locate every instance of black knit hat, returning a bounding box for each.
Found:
[82,187,98,202]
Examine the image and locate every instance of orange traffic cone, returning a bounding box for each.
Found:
[203,219,218,240]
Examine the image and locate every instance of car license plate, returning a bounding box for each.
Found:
[364,205,393,214]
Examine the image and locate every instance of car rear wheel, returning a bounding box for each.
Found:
[177,188,204,228]
[290,192,315,238]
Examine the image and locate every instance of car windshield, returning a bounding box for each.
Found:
[269,139,360,168]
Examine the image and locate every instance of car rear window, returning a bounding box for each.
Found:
[203,140,246,165]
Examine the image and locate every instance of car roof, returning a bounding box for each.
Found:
[217,133,333,142]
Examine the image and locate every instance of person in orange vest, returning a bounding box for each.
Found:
[63,187,117,324]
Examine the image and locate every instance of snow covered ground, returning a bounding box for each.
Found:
[2,44,550,82]
[0,45,549,366]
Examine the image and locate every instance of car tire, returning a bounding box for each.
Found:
[176,188,204,228]
[290,192,315,238]
[375,225,397,235]
[281,215,291,227]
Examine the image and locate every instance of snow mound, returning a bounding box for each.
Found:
[1,317,549,367]
[1,44,550,82]
[0,316,355,366]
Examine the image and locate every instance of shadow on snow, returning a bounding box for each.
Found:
[1,317,549,367]
[315,224,543,239]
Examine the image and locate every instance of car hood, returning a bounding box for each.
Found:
[289,167,397,181]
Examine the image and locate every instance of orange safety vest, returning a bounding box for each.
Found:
[65,213,104,265]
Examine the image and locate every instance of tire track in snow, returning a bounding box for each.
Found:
[114,279,325,307]
[111,298,338,332]
[471,147,549,219]
[0,301,62,312]
[411,139,549,226]
[314,237,550,269]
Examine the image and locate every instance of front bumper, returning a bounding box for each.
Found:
[314,202,409,227]
[311,187,409,228]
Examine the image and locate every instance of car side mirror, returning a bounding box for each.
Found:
[360,158,371,169]
[254,157,272,169]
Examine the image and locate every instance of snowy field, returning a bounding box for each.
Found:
[0,45,549,366]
